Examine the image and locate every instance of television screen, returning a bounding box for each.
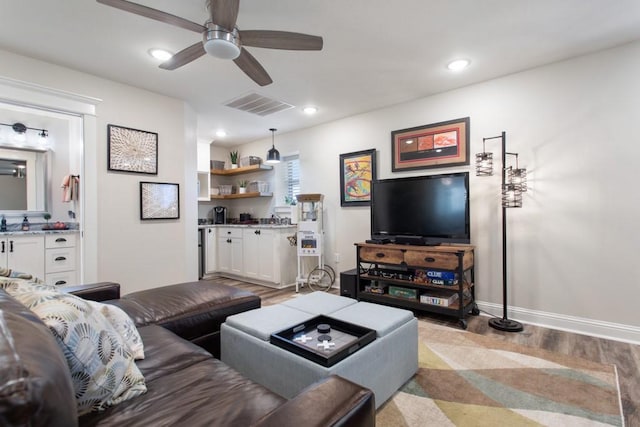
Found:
[371,172,470,244]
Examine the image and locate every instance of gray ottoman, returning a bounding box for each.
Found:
[221,292,418,409]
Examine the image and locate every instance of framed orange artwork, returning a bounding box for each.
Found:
[339,149,376,207]
[391,117,470,172]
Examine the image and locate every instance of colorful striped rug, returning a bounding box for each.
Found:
[377,321,624,426]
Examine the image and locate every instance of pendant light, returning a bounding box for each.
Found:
[265,128,280,164]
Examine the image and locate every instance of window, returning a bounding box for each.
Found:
[283,154,300,203]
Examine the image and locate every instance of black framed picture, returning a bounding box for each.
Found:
[339,149,376,207]
[140,182,179,220]
[108,124,158,174]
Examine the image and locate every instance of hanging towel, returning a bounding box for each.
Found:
[61,175,80,202]
[61,175,71,202]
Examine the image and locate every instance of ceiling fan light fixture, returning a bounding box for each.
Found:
[203,23,241,60]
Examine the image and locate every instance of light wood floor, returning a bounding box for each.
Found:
[210,277,639,426]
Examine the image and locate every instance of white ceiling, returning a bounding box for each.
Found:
[1,0,640,146]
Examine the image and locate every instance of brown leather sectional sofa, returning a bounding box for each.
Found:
[0,280,375,426]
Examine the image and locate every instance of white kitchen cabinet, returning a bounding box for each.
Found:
[242,228,276,282]
[197,141,211,172]
[241,227,297,287]
[217,227,243,275]
[1,235,45,279]
[205,227,217,274]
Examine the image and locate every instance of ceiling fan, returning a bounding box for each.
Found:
[96,0,323,86]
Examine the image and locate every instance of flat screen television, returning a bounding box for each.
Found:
[370,172,470,245]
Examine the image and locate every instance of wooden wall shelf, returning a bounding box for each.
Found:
[210,192,273,200]
[211,164,273,176]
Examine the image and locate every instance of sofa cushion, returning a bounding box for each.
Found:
[134,325,212,383]
[106,280,261,357]
[0,289,78,427]
[79,358,287,426]
[8,284,147,415]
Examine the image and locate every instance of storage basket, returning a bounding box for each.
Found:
[219,184,233,195]
[210,160,225,170]
[248,181,269,193]
[239,156,262,167]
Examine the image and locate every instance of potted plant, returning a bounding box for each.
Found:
[238,179,248,194]
[42,212,52,229]
[230,150,239,169]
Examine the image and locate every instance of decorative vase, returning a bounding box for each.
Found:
[239,187,247,194]
[231,164,238,169]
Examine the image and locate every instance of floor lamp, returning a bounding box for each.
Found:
[476,131,526,332]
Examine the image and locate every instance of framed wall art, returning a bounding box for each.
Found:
[140,182,179,220]
[108,124,158,174]
[339,149,376,207]
[391,117,470,172]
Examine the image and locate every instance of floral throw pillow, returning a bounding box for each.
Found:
[1,274,145,359]
[6,280,147,414]
[89,300,145,360]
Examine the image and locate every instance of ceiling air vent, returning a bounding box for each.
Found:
[224,92,294,117]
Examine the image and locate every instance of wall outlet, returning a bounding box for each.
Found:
[334,252,340,263]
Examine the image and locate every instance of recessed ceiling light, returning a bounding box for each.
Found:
[303,106,318,115]
[447,59,470,72]
[215,130,227,138]
[148,48,173,61]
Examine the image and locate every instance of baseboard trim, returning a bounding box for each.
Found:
[204,273,294,290]
[477,301,640,345]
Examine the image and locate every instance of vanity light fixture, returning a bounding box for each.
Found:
[0,122,49,139]
[265,128,280,164]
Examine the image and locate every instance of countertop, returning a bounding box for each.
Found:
[198,224,296,230]
[0,229,79,236]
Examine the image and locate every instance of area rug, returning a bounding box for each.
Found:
[377,321,624,427]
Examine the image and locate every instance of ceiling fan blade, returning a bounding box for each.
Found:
[206,0,240,30]
[96,0,205,33]
[233,48,273,86]
[159,42,206,70]
[241,30,323,51]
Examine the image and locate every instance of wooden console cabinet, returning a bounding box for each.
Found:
[355,242,478,329]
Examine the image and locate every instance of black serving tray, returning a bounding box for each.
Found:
[270,315,376,367]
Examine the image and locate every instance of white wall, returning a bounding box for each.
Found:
[0,49,198,294]
[236,41,640,340]
[4,38,639,339]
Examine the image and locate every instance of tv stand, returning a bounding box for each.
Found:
[355,242,478,329]
[393,235,425,246]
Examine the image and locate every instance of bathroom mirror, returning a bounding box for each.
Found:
[0,148,48,214]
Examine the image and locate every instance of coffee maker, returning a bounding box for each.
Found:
[213,206,227,224]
